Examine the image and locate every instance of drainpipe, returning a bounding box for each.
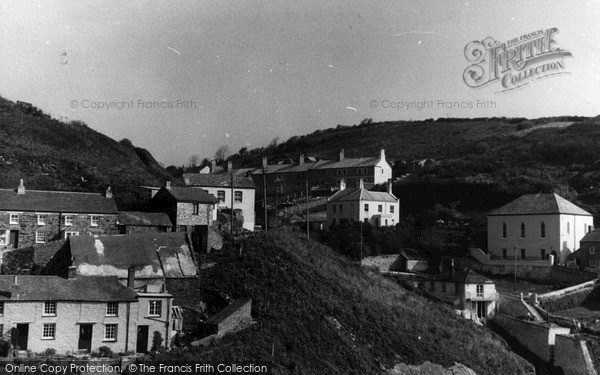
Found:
[125,301,131,353]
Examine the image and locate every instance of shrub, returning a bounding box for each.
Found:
[44,348,56,357]
[98,346,113,358]
[151,331,163,352]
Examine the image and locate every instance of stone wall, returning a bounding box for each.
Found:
[554,334,598,375]
[360,255,399,272]
[493,314,570,363]
[176,202,213,227]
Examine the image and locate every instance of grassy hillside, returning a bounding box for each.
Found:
[167,231,531,375]
[0,95,176,209]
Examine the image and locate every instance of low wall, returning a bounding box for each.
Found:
[494,314,570,363]
[554,335,598,375]
[537,279,597,300]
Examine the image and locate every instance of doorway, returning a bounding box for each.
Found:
[78,324,93,352]
[9,231,18,249]
[14,324,28,350]
[136,325,149,353]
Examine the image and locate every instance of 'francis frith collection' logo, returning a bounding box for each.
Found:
[463,28,572,92]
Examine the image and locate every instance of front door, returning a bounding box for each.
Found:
[476,301,486,319]
[136,325,149,353]
[15,324,28,350]
[9,231,18,249]
[78,324,93,352]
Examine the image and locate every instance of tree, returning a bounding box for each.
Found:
[188,154,201,167]
[238,147,248,156]
[214,145,230,161]
[268,137,280,148]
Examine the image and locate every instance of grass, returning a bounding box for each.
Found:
[166,230,531,375]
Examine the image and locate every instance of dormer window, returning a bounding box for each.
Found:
[9,214,18,225]
[90,216,99,227]
[63,215,73,226]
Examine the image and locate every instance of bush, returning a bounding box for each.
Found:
[44,348,56,357]
[98,346,113,358]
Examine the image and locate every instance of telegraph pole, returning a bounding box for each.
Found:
[513,245,517,291]
[262,166,268,231]
[230,173,234,236]
[305,179,310,237]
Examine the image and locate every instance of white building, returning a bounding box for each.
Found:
[327,179,399,228]
[421,266,498,323]
[487,193,593,265]
[183,173,255,231]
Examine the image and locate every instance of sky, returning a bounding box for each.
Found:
[1,0,600,166]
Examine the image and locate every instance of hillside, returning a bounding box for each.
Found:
[228,116,600,215]
[166,231,531,375]
[0,95,175,209]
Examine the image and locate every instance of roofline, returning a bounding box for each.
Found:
[487,213,593,217]
[1,298,138,302]
[0,209,118,214]
[0,189,113,196]
[186,184,255,189]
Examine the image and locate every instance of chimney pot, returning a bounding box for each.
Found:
[165,181,171,189]
[127,266,135,288]
[262,157,268,168]
[298,154,305,165]
[17,179,25,195]
[339,179,346,191]
[227,160,233,171]
[105,186,113,199]
[338,149,345,161]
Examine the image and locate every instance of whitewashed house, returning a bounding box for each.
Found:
[421,266,498,323]
[486,193,593,265]
[327,179,399,228]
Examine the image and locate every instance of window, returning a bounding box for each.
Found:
[454,283,460,295]
[9,214,18,225]
[363,218,368,223]
[441,283,446,292]
[217,190,225,202]
[192,203,199,215]
[476,284,484,297]
[332,205,336,214]
[378,205,383,213]
[502,248,507,259]
[540,222,545,238]
[64,231,79,239]
[37,214,48,225]
[234,191,243,203]
[63,215,73,226]
[90,215,99,227]
[541,249,546,260]
[342,169,347,176]
[590,259,600,268]
[429,282,435,291]
[276,174,285,180]
[502,222,507,238]
[521,248,526,260]
[390,206,395,214]
[590,246,597,255]
[43,301,56,316]
[104,324,117,341]
[42,323,55,340]
[149,300,162,316]
[36,230,46,244]
[339,204,343,213]
[364,204,369,212]
[0,302,4,316]
[567,222,570,234]
[106,302,118,316]
[520,222,525,238]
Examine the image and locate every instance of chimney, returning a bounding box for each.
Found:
[227,160,233,171]
[338,149,345,161]
[17,179,25,195]
[105,186,113,199]
[387,179,393,194]
[298,154,305,165]
[359,179,364,190]
[339,178,346,191]
[68,266,77,280]
[211,160,217,173]
[165,181,171,189]
[450,259,455,279]
[13,275,17,285]
[380,148,386,161]
[262,157,268,168]
[127,266,135,288]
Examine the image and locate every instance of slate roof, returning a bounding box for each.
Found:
[117,211,172,227]
[69,232,198,278]
[0,275,137,301]
[183,173,255,189]
[328,188,397,203]
[580,230,600,243]
[312,156,382,169]
[399,248,429,261]
[161,186,218,203]
[0,189,118,214]
[204,298,251,325]
[488,193,592,216]
[432,268,492,284]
